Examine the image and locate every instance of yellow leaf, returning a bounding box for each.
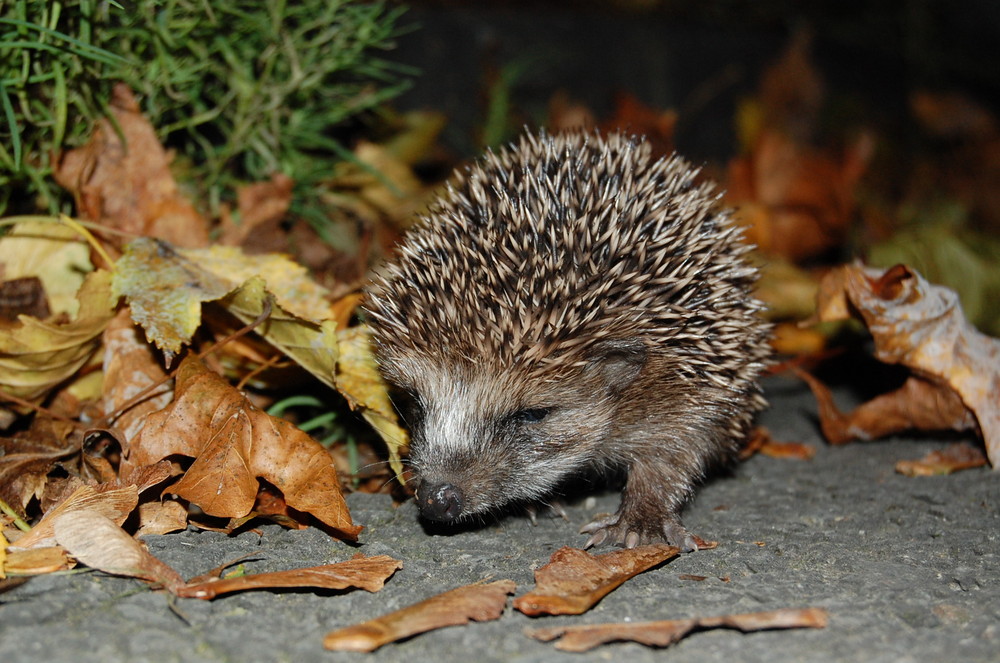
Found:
[336,325,409,477]
[0,218,92,317]
[112,238,231,356]
[0,269,115,403]
[221,276,339,389]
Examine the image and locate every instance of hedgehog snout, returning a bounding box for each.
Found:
[416,482,466,522]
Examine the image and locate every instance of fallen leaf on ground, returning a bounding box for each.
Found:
[2,546,72,575]
[740,427,816,461]
[53,84,209,250]
[50,506,398,599]
[11,484,138,550]
[100,307,175,443]
[53,509,185,592]
[178,554,402,599]
[527,607,828,652]
[324,580,515,652]
[126,356,360,540]
[513,545,678,617]
[806,263,1000,466]
[895,442,988,476]
[0,417,79,514]
[135,500,189,537]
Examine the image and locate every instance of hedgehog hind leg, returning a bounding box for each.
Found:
[579,459,700,552]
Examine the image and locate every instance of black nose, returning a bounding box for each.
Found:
[416,483,465,522]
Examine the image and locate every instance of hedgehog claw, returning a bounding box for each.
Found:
[581,510,699,552]
[583,528,609,549]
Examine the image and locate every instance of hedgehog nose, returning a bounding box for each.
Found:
[417,483,465,522]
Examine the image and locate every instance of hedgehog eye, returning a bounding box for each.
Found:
[511,407,552,424]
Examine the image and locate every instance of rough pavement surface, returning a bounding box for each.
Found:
[1,376,997,662]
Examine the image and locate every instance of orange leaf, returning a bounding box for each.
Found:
[528,607,828,652]
[324,580,515,652]
[513,545,677,616]
[895,442,988,476]
[178,554,402,599]
[129,356,360,539]
[809,263,999,466]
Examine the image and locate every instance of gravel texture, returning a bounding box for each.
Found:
[1,376,997,662]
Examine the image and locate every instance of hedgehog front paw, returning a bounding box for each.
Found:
[580,510,698,552]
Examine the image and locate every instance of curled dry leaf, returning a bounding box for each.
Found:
[177,554,402,599]
[127,356,360,540]
[513,545,678,617]
[895,442,988,477]
[527,607,828,652]
[808,263,1000,466]
[324,580,516,652]
[0,270,115,405]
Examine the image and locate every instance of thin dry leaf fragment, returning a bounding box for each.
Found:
[3,546,72,575]
[810,263,1000,466]
[323,580,516,652]
[895,442,988,476]
[11,484,138,550]
[53,509,185,592]
[527,607,828,652]
[129,357,360,539]
[178,554,402,599]
[53,84,210,249]
[513,545,678,617]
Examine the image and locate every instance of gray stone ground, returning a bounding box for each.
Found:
[1,376,997,662]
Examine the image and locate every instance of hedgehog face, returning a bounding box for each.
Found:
[396,347,640,524]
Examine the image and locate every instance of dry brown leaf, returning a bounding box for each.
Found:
[135,500,189,537]
[127,356,360,540]
[178,554,402,599]
[11,484,138,550]
[727,130,872,262]
[895,442,989,476]
[741,426,816,461]
[0,417,79,514]
[513,545,678,617]
[808,263,998,466]
[527,607,828,652]
[217,173,295,247]
[53,84,209,250]
[2,546,72,575]
[324,580,515,652]
[53,509,185,591]
[100,308,174,444]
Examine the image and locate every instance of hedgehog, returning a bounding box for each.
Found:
[365,130,771,552]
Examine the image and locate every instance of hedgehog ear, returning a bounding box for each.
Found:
[584,338,648,394]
